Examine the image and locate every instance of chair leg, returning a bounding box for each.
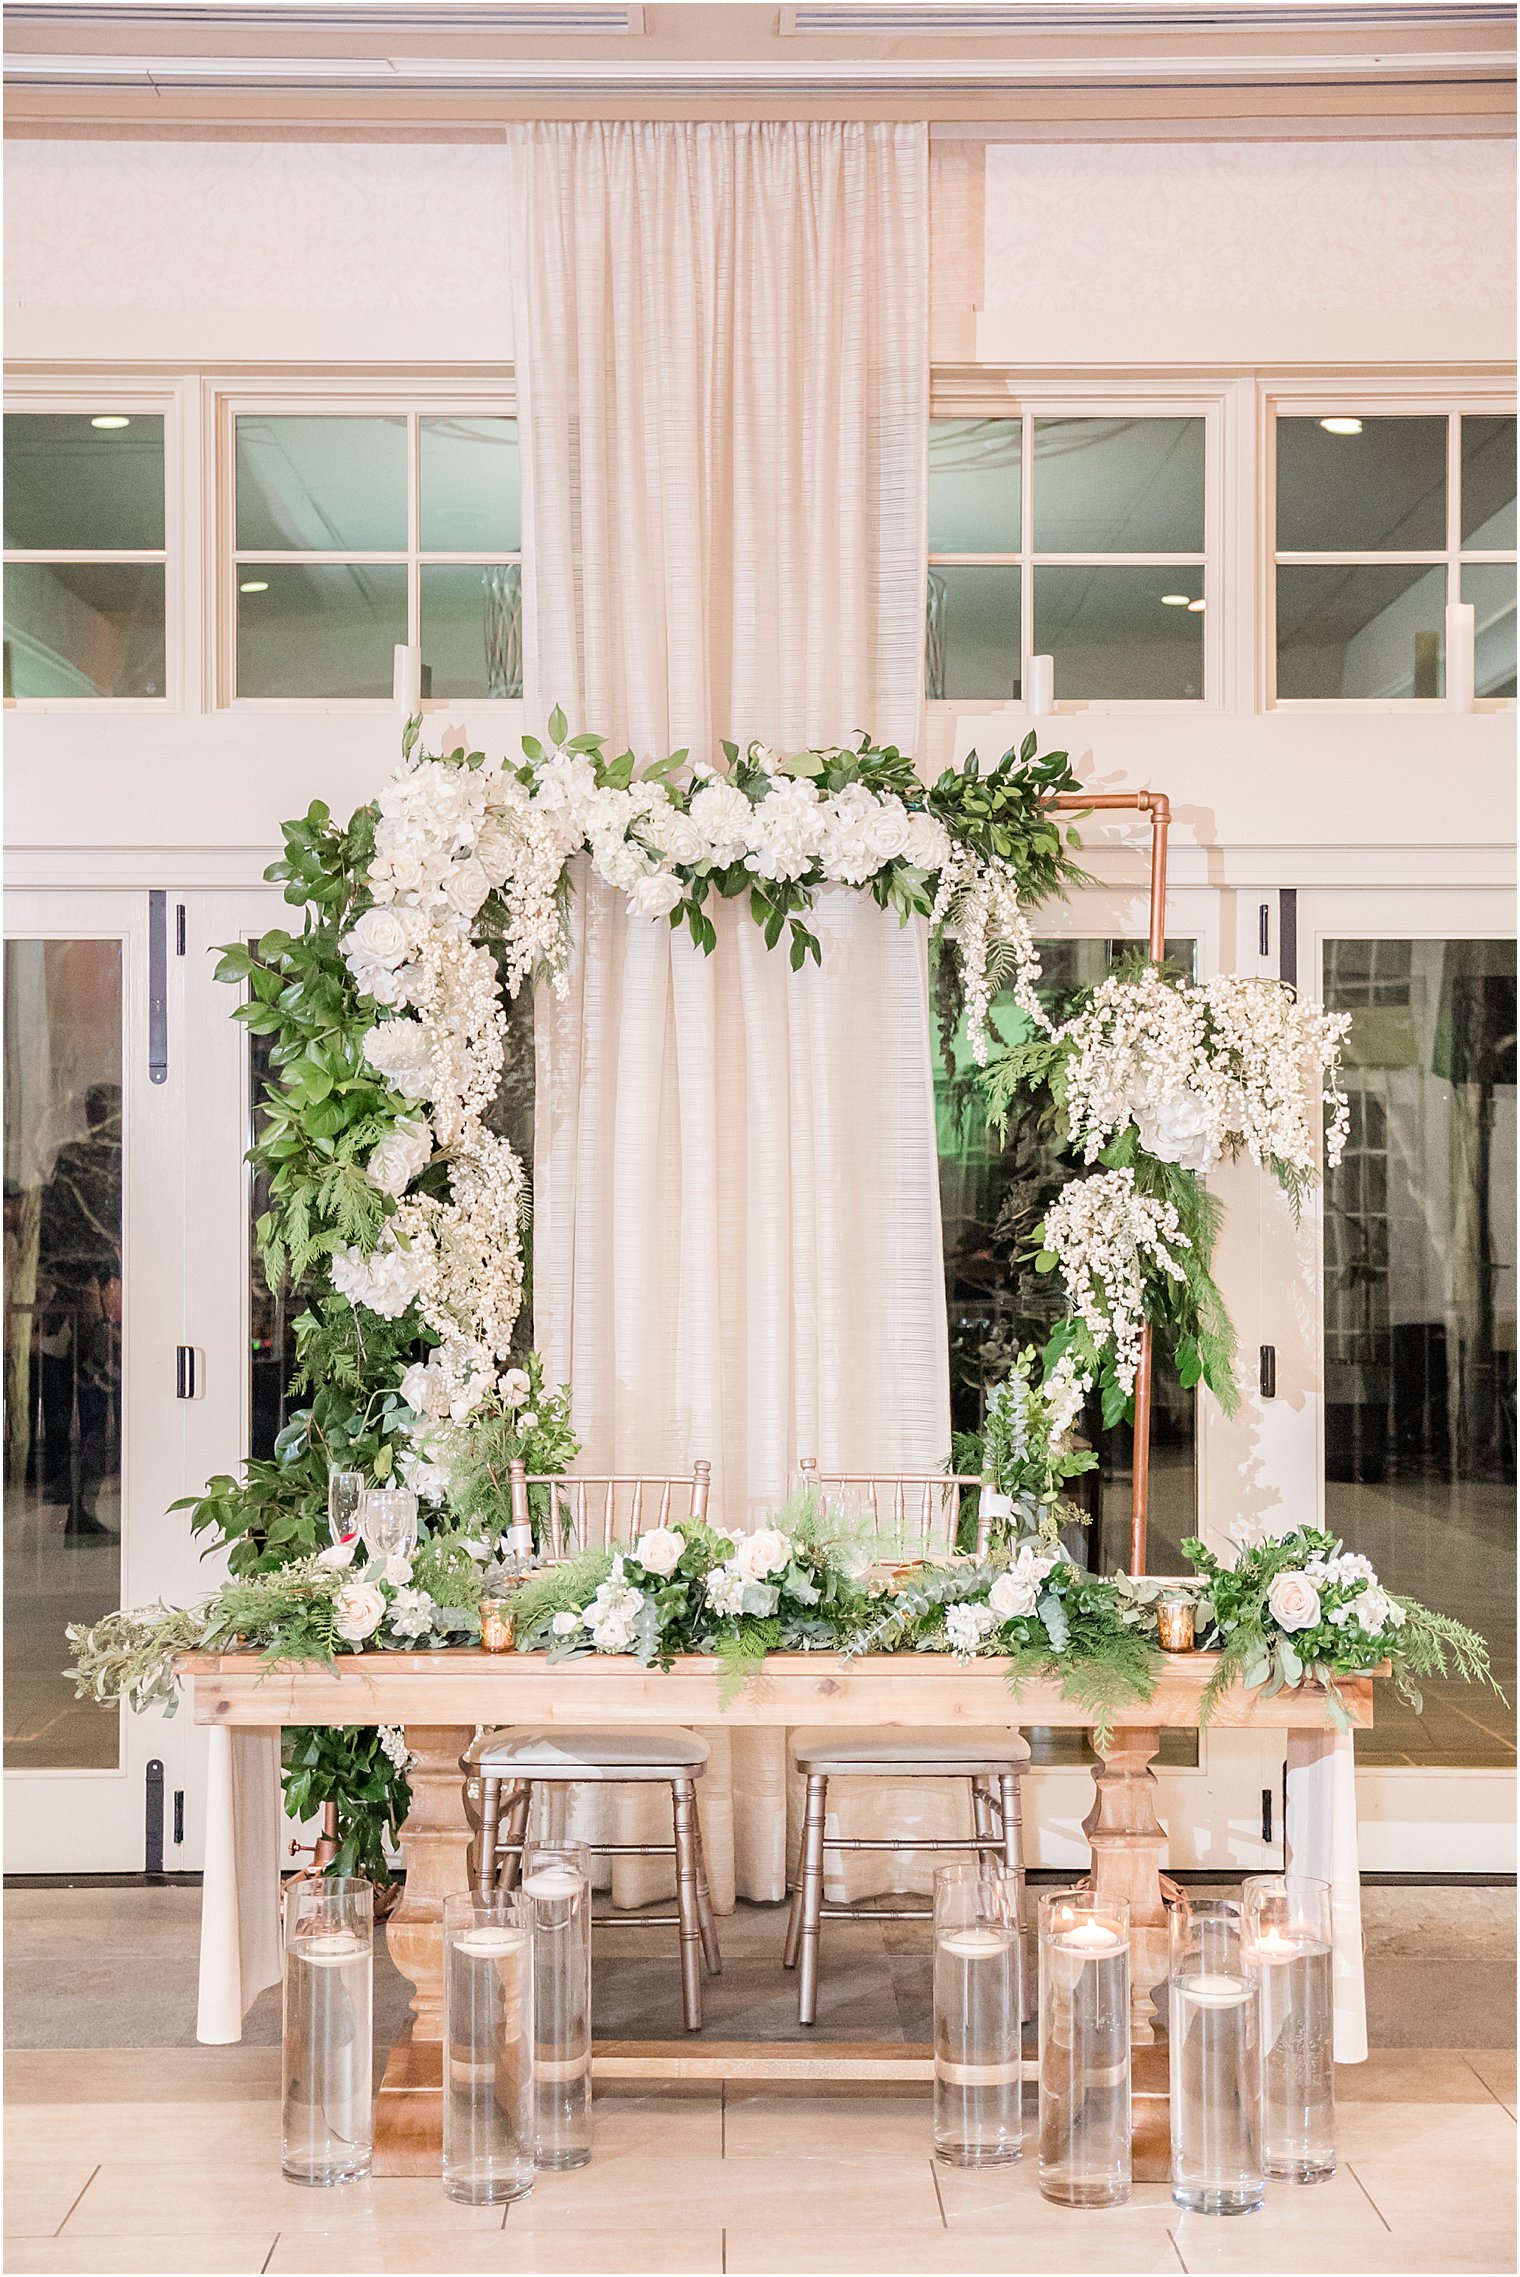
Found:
[671,1777,704,2033]
[475,1774,503,1900]
[970,1774,994,1855]
[795,1772,829,2028]
[692,1808,722,1978]
[782,1816,809,1970]
[498,1782,531,1892]
[998,1770,1027,2020]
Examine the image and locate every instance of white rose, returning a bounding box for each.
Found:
[442,856,491,918]
[352,905,425,968]
[382,1552,413,1587]
[633,1526,685,1578]
[1266,1570,1322,1635]
[318,1538,357,1570]
[645,807,709,866]
[732,1528,793,1583]
[1134,1088,1215,1173]
[552,1610,581,1637]
[399,1360,450,1420]
[366,1116,432,1198]
[628,870,684,921]
[333,1580,387,1643]
[519,1410,539,1430]
[500,1368,531,1407]
[988,1570,1040,1621]
[865,796,912,863]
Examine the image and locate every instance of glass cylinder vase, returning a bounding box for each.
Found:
[932,1863,1023,2168]
[522,1838,593,2170]
[1243,1873,1336,2184]
[1169,1896,1264,2216]
[281,1875,373,2187]
[442,1891,535,2205]
[1037,1894,1131,2208]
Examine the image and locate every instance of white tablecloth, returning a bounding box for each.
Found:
[196,1728,282,2043]
[196,1715,1370,2059]
[1285,1726,1369,2064]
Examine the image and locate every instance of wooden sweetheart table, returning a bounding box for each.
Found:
[181,1648,1372,2177]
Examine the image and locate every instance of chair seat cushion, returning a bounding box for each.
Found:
[470,1726,710,1780]
[790,1725,1032,1775]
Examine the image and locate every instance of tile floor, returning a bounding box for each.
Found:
[3,2046,1514,2277]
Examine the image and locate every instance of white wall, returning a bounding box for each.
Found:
[977,139,1516,367]
[4,139,516,366]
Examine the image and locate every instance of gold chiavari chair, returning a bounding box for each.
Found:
[781,1460,1029,2026]
[462,1457,722,2032]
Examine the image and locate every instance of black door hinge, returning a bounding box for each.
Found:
[1261,1786,1274,1845]
[145,1758,165,1875]
[1260,1344,1277,1399]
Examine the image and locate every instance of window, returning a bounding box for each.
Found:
[3,412,167,700]
[230,411,521,701]
[927,414,1208,704]
[1274,411,1517,700]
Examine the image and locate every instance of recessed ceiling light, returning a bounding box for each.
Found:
[1161,593,1192,607]
[239,579,269,594]
[1187,598,1206,613]
[90,415,130,430]
[1319,417,1363,436]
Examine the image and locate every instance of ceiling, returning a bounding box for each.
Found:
[4,0,1514,138]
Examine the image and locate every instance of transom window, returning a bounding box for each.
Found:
[2,412,167,700]
[927,414,1208,704]
[1274,411,1517,701]
[231,411,521,701]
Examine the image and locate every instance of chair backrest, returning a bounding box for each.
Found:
[508,1458,712,1564]
[797,1460,988,1559]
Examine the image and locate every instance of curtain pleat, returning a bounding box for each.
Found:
[514,119,967,1904]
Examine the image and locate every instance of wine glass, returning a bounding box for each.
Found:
[328,1469,365,1547]
[358,1486,418,1564]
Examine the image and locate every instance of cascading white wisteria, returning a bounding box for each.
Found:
[329,730,1053,1441]
[1041,1167,1192,1396]
[1056,963,1350,1177]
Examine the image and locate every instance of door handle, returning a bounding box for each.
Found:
[175,1346,203,1400]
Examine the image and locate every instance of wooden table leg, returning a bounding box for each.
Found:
[372,1722,473,2175]
[1085,1723,1173,2183]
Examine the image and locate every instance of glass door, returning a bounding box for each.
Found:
[3,891,199,1868]
[1301,888,1515,1871]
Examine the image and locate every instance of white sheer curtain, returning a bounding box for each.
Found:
[514,119,973,1906]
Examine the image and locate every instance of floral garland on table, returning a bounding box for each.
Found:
[68,1501,1498,1765]
[1184,1521,1502,1730]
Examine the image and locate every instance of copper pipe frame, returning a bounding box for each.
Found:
[1050,789,1171,1577]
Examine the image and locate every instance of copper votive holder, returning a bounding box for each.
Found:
[1156,1596,1196,1653]
[479,1598,516,1653]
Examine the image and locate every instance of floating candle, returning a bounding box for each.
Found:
[522,1866,584,1901]
[937,1927,1008,1960]
[1057,1918,1124,1956]
[454,1926,525,1956]
[1181,1969,1252,2007]
[297,1930,366,1966]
